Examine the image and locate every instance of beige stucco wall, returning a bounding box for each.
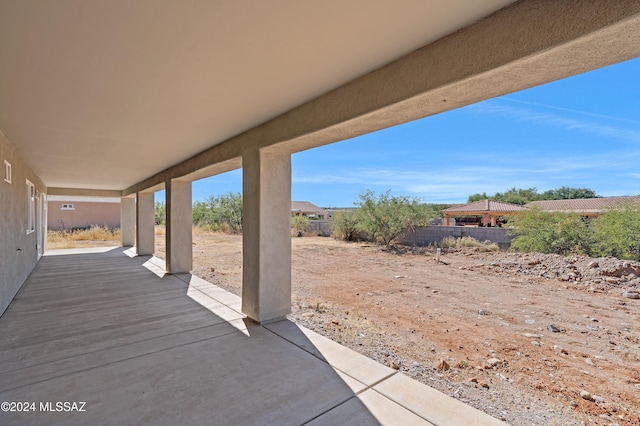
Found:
[0,131,47,316]
[47,201,120,230]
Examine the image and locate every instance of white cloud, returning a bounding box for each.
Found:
[471,101,640,144]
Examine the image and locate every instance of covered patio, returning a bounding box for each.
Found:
[2,1,640,424]
[443,200,527,227]
[0,247,503,425]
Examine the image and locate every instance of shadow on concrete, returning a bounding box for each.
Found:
[0,247,381,425]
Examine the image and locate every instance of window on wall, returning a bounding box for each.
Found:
[26,180,35,234]
[61,203,75,210]
[3,160,10,183]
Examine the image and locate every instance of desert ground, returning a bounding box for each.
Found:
[148,232,637,424]
[150,232,640,426]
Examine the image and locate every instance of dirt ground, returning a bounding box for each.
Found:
[153,233,640,426]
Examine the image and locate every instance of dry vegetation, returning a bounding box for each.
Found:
[47,226,121,249]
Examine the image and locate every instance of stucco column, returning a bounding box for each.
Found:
[242,148,291,323]
[136,191,155,255]
[166,179,192,274]
[121,196,136,247]
[444,214,451,226]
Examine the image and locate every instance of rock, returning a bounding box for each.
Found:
[486,357,502,367]
[525,319,536,325]
[623,291,640,299]
[437,359,450,371]
[593,395,605,403]
[547,324,560,333]
[478,309,487,315]
[524,333,542,338]
[470,377,479,383]
[480,382,490,389]
[585,358,595,366]
[531,340,541,346]
[587,261,599,268]
[388,359,400,370]
[580,390,595,401]
[605,277,620,284]
[569,400,578,407]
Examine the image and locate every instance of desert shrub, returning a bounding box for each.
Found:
[192,192,243,233]
[155,201,166,225]
[439,236,499,251]
[331,211,359,241]
[291,215,311,235]
[508,208,590,256]
[590,203,640,261]
[355,190,438,248]
[154,224,166,235]
[47,226,121,247]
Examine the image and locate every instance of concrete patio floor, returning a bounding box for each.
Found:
[0,247,506,425]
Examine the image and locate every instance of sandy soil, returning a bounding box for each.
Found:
[153,233,640,425]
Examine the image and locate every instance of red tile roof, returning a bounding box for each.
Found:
[443,200,527,214]
[526,196,640,214]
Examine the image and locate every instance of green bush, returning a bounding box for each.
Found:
[192,192,243,233]
[155,201,166,225]
[331,211,359,241]
[291,215,311,235]
[508,208,590,256]
[590,203,640,261]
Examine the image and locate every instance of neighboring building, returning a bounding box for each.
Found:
[291,201,327,220]
[526,196,640,217]
[47,195,121,230]
[442,197,640,228]
[443,200,526,227]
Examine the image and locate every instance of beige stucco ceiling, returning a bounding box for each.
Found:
[0,0,516,191]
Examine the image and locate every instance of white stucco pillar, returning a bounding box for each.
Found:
[242,148,291,323]
[121,196,136,247]
[136,191,155,256]
[166,179,192,274]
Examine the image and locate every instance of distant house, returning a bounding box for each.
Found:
[442,197,640,228]
[47,195,121,230]
[291,201,327,220]
[442,200,527,227]
[526,196,640,217]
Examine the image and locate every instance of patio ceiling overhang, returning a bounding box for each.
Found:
[2,1,640,195]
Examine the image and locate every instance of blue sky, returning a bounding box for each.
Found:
[166,57,640,207]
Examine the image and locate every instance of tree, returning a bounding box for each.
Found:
[467,192,488,203]
[355,190,437,248]
[508,208,590,255]
[468,186,599,205]
[192,192,243,233]
[540,187,598,200]
[154,201,166,225]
